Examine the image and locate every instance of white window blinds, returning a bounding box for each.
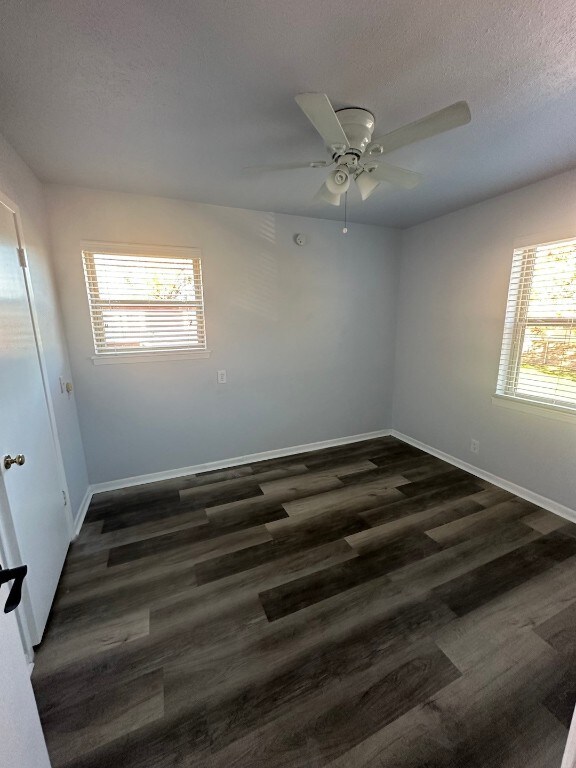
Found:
[496,237,576,413]
[82,246,206,356]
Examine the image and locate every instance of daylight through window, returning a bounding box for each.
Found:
[496,237,576,413]
[82,247,206,356]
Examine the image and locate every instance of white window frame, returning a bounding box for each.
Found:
[81,242,210,364]
[494,236,576,420]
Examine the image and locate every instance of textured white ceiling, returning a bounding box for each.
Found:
[0,0,575,227]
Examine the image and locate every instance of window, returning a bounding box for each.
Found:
[496,237,576,414]
[82,244,207,359]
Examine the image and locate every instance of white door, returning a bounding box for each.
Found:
[0,583,51,768]
[562,706,576,767]
[0,196,71,647]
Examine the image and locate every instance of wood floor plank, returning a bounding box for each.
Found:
[346,497,483,554]
[278,437,412,471]
[326,630,564,768]
[471,486,515,505]
[535,598,576,658]
[194,538,300,585]
[396,467,480,498]
[543,670,576,728]
[58,711,210,768]
[44,563,198,640]
[107,513,279,567]
[258,459,377,494]
[265,505,370,546]
[58,526,274,613]
[426,630,565,746]
[361,478,485,527]
[83,510,212,553]
[205,475,346,523]
[86,488,183,523]
[292,643,459,765]
[425,498,537,546]
[387,521,541,594]
[57,551,109,587]
[34,609,150,675]
[206,640,460,768]
[259,533,440,622]
[282,476,409,518]
[327,695,566,768]
[338,456,446,486]
[202,599,456,750]
[191,464,255,484]
[523,508,569,534]
[178,481,265,510]
[433,560,576,673]
[432,532,576,616]
[162,574,455,724]
[154,539,356,621]
[100,503,209,535]
[178,463,309,501]
[40,669,164,766]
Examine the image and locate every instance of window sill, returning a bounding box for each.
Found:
[91,350,211,365]
[492,393,576,424]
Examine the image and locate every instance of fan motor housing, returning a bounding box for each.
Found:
[335,108,375,155]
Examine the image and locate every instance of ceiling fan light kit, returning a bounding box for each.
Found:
[249,93,471,213]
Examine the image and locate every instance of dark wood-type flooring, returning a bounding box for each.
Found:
[32,437,576,767]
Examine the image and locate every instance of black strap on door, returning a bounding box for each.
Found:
[0,563,27,613]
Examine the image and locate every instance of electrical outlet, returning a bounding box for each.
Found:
[217,369,227,384]
[470,438,480,455]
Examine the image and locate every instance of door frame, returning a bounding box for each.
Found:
[0,189,73,659]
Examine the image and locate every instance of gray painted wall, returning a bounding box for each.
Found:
[0,134,89,518]
[46,186,399,484]
[393,168,576,510]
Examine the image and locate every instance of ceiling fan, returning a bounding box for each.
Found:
[249,94,471,205]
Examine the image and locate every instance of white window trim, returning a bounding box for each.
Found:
[495,235,576,419]
[492,393,576,423]
[81,241,201,260]
[81,241,209,362]
[91,350,211,365]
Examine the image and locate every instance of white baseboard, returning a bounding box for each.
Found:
[72,486,94,539]
[390,430,576,524]
[89,428,393,495]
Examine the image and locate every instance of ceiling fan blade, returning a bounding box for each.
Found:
[295,93,349,150]
[243,160,330,173]
[355,171,380,201]
[368,101,471,155]
[313,182,341,206]
[367,162,423,189]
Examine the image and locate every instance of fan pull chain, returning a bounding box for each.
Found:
[343,192,348,234]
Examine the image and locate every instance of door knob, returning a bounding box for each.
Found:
[3,454,25,470]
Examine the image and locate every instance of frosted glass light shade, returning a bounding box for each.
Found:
[325,167,350,195]
[355,170,380,201]
[316,183,341,206]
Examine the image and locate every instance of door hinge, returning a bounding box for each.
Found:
[62,490,68,506]
[17,247,27,268]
